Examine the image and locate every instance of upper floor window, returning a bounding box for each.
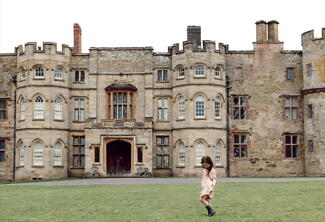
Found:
[0,139,5,162]
[73,136,85,167]
[307,140,313,152]
[215,67,222,78]
[284,134,299,158]
[35,67,44,78]
[74,98,85,121]
[107,92,135,120]
[215,142,222,166]
[177,67,185,78]
[215,97,222,119]
[286,68,294,80]
[157,70,168,82]
[306,64,312,78]
[307,104,313,119]
[156,136,169,168]
[158,98,168,121]
[195,66,205,76]
[54,97,63,120]
[54,68,63,80]
[54,142,63,166]
[0,99,7,120]
[177,96,185,119]
[33,142,43,166]
[75,70,85,82]
[234,134,248,158]
[284,96,299,120]
[233,96,247,120]
[195,96,205,118]
[20,98,26,121]
[34,96,44,119]
[178,142,185,166]
[195,141,205,165]
[20,68,26,80]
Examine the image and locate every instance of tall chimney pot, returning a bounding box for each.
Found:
[73,23,82,54]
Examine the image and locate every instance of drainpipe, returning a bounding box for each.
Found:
[12,76,17,181]
[225,75,231,177]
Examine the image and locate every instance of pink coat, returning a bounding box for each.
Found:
[200,168,217,199]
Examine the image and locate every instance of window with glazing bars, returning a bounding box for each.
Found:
[156,136,169,168]
[233,96,247,119]
[284,97,299,120]
[285,135,299,158]
[73,136,85,167]
[234,134,248,158]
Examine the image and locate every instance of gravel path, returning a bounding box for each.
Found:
[2,177,325,186]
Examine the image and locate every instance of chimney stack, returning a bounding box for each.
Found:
[187,26,201,48]
[255,20,267,43]
[267,20,279,42]
[73,23,82,54]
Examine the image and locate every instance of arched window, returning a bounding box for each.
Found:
[54,68,63,79]
[195,141,205,165]
[54,142,62,166]
[18,141,24,166]
[215,142,222,166]
[34,142,43,166]
[177,66,185,78]
[195,96,205,118]
[215,97,222,119]
[20,68,26,80]
[215,67,222,78]
[34,96,44,119]
[178,96,185,119]
[178,142,185,166]
[20,98,26,120]
[35,67,44,78]
[54,97,62,120]
[195,65,204,76]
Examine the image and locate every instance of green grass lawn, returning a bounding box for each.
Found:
[0,181,324,222]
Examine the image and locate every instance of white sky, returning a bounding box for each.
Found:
[0,0,325,53]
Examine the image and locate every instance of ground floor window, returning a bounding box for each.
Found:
[156,136,169,168]
[285,134,299,158]
[233,134,248,158]
[137,146,143,163]
[0,139,5,162]
[73,136,85,167]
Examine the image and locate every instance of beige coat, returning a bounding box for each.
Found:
[200,168,217,199]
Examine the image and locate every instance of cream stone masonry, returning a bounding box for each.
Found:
[0,21,325,181]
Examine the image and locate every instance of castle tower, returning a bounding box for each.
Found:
[302,29,325,176]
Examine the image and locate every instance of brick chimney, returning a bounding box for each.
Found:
[73,23,82,54]
[187,26,201,48]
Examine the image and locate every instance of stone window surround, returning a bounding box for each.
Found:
[0,98,8,120]
[72,135,85,168]
[155,135,170,169]
[230,95,249,120]
[157,69,169,82]
[107,91,135,120]
[283,133,300,159]
[281,95,301,121]
[286,67,295,80]
[230,131,250,159]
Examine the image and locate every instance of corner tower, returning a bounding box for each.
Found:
[302,29,325,176]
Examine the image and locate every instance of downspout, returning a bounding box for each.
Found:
[12,76,17,181]
[226,75,231,177]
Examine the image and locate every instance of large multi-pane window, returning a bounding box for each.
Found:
[233,96,247,119]
[215,142,222,165]
[0,99,7,120]
[33,142,43,166]
[234,134,248,158]
[156,136,169,168]
[54,97,62,120]
[158,98,168,121]
[54,142,62,166]
[34,96,44,119]
[75,70,85,82]
[195,141,205,165]
[107,91,135,120]
[157,70,168,82]
[54,68,63,79]
[195,66,205,76]
[0,139,5,162]
[215,97,221,119]
[178,96,185,119]
[195,96,205,118]
[178,142,185,166]
[74,98,85,121]
[35,67,44,78]
[284,96,299,120]
[73,136,85,167]
[285,134,299,158]
[20,98,26,120]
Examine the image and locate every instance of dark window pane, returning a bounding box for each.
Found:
[234,107,239,119]
[0,111,6,120]
[241,145,247,157]
[0,140,5,149]
[240,107,246,119]
[75,71,79,81]
[233,97,239,106]
[240,98,247,106]
[95,148,100,162]
[0,100,6,109]
[73,156,79,167]
[137,147,143,163]
[234,135,239,144]
[0,152,5,162]
[123,93,127,103]
[113,106,117,118]
[241,135,247,144]
[113,93,117,104]
[285,145,292,158]
[234,145,240,157]
[80,137,85,145]
[285,136,291,144]
[292,136,298,144]
[80,71,85,82]
[292,146,298,158]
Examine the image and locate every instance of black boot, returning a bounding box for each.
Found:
[206,205,216,217]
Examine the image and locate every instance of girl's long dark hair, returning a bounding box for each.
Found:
[201,156,214,173]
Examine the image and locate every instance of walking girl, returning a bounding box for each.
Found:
[199,156,217,217]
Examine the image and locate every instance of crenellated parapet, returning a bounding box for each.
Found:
[168,40,225,55]
[301,28,325,46]
[15,42,72,57]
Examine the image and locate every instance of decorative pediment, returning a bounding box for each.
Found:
[105,83,137,91]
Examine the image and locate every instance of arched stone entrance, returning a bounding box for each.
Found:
[106,141,131,174]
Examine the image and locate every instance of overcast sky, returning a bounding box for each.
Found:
[0,0,325,53]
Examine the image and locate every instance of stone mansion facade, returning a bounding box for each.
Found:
[0,20,325,181]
